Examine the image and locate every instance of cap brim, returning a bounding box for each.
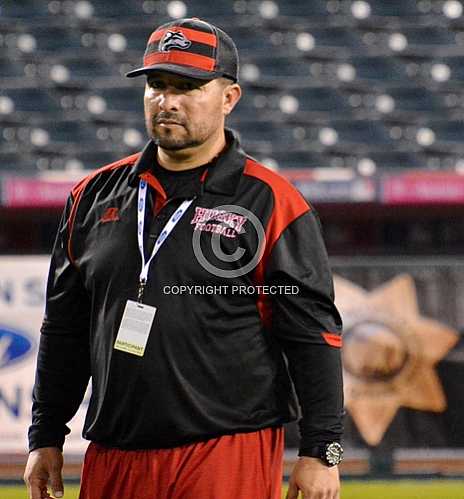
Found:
[126,64,221,80]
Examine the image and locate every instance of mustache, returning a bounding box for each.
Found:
[154,112,185,125]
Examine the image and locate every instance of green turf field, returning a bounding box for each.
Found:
[5,480,464,499]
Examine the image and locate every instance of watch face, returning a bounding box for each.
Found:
[325,442,343,466]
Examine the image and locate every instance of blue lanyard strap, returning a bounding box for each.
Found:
[137,179,193,302]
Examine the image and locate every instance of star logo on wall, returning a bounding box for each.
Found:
[334,274,459,446]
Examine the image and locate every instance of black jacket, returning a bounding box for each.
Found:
[29,131,343,453]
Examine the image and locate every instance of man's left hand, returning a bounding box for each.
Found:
[286,456,340,499]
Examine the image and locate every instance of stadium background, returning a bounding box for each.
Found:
[1,0,464,497]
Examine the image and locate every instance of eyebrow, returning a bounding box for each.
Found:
[147,76,206,86]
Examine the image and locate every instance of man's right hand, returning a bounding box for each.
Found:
[24,447,64,499]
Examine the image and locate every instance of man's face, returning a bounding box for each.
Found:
[144,72,230,151]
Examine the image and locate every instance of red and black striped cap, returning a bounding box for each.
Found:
[126,18,239,82]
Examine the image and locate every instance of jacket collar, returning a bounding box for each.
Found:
[129,128,247,197]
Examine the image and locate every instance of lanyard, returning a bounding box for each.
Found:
[137,179,193,302]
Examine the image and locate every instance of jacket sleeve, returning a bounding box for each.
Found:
[264,207,344,454]
[28,195,91,452]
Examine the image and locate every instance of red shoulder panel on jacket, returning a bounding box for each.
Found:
[244,158,310,284]
[67,153,141,264]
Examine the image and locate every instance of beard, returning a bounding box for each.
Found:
[146,113,212,151]
[151,130,203,151]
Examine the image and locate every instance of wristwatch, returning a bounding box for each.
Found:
[299,442,344,467]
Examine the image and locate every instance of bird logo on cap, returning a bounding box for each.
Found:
[159,30,192,52]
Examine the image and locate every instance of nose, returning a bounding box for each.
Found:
[157,88,181,111]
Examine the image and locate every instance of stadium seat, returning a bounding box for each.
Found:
[232,89,281,121]
[342,56,412,86]
[34,148,124,171]
[258,150,335,169]
[393,27,458,54]
[22,25,82,55]
[177,0,236,18]
[85,88,144,121]
[47,55,119,87]
[426,56,464,84]
[368,150,428,169]
[382,88,446,117]
[1,123,41,154]
[361,27,461,61]
[83,120,147,153]
[284,87,352,115]
[243,0,330,19]
[232,120,304,152]
[325,120,395,152]
[30,120,99,151]
[0,151,38,172]
[0,0,49,19]
[237,26,364,58]
[0,57,26,81]
[301,27,364,51]
[64,149,122,169]
[101,24,154,54]
[0,125,19,152]
[234,120,305,141]
[423,152,464,169]
[229,26,279,55]
[0,88,61,116]
[345,0,421,19]
[423,120,464,154]
[73,0,144,19]
[247,55,313,83]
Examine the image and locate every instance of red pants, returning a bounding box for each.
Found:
[79,427,284,499]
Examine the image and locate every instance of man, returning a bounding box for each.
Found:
[24,17,344,499]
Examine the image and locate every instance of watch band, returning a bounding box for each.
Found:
[299,442,344,466]
[298,446,324,458]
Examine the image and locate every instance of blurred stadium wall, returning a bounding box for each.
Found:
[1,0,464,482]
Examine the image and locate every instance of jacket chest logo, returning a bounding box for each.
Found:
[190,207,247,239]
[100,207,120,223]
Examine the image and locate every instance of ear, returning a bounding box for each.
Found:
[222,83,242,116]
